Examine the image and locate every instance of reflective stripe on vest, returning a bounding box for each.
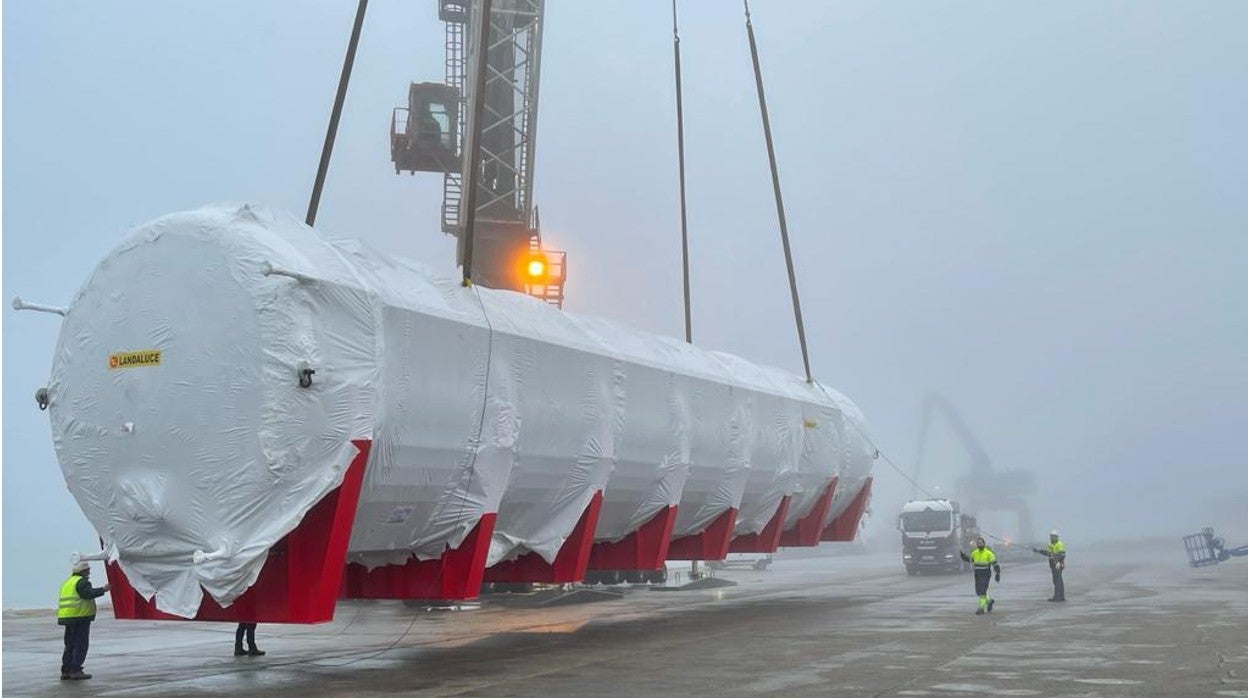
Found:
[970,547,996,568]
[57,575,95,620]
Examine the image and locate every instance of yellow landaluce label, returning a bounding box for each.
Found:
[108,350,162,370]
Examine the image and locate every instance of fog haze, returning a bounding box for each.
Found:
[4,1,1246,607]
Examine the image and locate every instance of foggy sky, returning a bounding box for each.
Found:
[4,1,1246,608]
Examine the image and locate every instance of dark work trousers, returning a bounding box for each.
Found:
[1051,565,1065,600]
[61,620,91,673]
[236,622,257,650]
[973,569,991,596]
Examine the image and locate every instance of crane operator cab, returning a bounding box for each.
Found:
[391,82,460,174]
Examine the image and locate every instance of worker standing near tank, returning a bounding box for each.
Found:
[234,622,265,657]
[1032,530,1067,602]
[57,560,109,681]
[959,537,1001,615]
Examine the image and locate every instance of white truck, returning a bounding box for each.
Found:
[898,499,979,575]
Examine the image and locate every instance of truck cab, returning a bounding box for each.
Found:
[898,499,977,575]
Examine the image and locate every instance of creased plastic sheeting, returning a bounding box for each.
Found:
[481,293,626,566]
[328,240,502,568]
[571,316,701,544]
[781,398,846,530]
[820,388,877,525]
[712,354,805,538]
[48,205,378,618]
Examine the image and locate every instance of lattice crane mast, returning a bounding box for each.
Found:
[390,0,565,306]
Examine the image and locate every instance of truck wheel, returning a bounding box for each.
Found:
[906,566,918,576]
[753,560,770,570]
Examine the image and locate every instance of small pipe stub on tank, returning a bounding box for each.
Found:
[35,387,50,411]
[12,296,67,317]
[261,261,315,284]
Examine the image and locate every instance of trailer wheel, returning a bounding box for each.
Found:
[906,565,918,576]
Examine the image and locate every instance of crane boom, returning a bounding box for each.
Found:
[912,392,1038,544]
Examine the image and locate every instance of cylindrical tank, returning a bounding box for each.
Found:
[47,204,875,617]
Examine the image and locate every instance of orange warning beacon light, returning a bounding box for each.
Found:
[525,254,548,281]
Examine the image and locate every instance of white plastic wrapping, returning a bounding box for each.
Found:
[49,205,380,618]
[47,204,876,617]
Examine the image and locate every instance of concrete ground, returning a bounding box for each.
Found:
[3,545,1246,697]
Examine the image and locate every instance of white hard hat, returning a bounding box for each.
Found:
[72,560,90,573]
[1050,530,1060,537]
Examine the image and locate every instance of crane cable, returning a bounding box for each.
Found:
[307,0,370,227]
[672,0,693,344]
[869,435,1018,548]
[738,8,1020,550]
[742,0,813,384]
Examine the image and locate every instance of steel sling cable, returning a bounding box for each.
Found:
[831,402,1019,548]
[672,0,694,344]
[307,0,369,227]
[742,0,813,384]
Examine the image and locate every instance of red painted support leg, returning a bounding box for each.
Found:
[586,506,678,571]
[667,508,738,560]
[483,490,604,584]
[104,439,373,624]
[821,477,873,542]
[342,513,497,601]
[728,496,792,553]
[778,478,838,548]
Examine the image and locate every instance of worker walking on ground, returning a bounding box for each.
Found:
[1032,530,1067,602]
[57,560,109,681]
[959,537,1001,615]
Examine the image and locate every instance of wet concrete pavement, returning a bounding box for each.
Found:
[4,547,1246,697]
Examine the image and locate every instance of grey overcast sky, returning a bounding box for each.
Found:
[4,2,1246,607]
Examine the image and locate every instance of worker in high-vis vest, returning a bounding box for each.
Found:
[1032,530,1067,602]
[57,560,109,681]
[959,537,1002,615]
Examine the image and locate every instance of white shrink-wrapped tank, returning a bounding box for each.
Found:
[46,204,876,618]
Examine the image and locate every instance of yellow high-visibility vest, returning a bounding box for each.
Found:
[970,547,997,568]
[57,575,95,621]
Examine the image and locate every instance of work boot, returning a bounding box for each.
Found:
[67,671,92,680]
[234,646,248,657]
[1047,597,1058,602]
[247,647,266,657]
[987,599,995,613]
[60,672,71,680]
[975,608,985,615]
